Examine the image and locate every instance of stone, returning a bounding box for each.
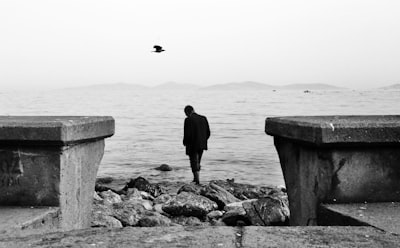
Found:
[210,179,285,200]
[177,183,205,195]
[138,211,172,227]
[224,199,257,212]
[153,204,168,215]
[126,198,153,211]
[221,208,250,226]
[155,164,173,171]
[171,216,206,226]
[162,192,218,218]
[153,194,173,205]
[140,191,155,201]
[91,212,123,228]
[243,196,290,226]
[99,190,122,205]
[201,183,240,209]
[93,191,103,202]
[111,202,146,226]
[124,188,142,201]
[207,210,224,220]
[124,177,166,198]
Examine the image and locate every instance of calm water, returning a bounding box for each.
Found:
[1,88,399,186]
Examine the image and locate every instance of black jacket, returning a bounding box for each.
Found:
[183,113,210,155]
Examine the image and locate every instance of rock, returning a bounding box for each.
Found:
[138,211,172,227]
[124,188,142,201]
[126,198,153,211]
[140,191,155,201]
[93,191,103,202]
[171,216,206,226]
[111,201,146,226]
[154,194,173,205]
[155,164,173,171]
[221,208,251,226]
[224,199,257,212]
[201,183,240,209]
[124,177,166,198]
[153,204,168,215]
[210,179,286,200]
[162,192,218,218]
[207,210,224,220]
[91,212,123,228]
[242,196,290,226]
[177,183,205,195]
[99,190,122,205]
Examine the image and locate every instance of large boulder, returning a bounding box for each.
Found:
[124,177,166,198]
[242,196,290,226]
[111,201,146,226]
[201,183,240,209]
[210,179,286,200]
[124,188,142,201]
[99,190,122,205]
[221,208,250,226]
[139,211,172,227]
[154,194,173,205]
[91,212,123,228]
[162,192,218,218]
[177,183,205,195]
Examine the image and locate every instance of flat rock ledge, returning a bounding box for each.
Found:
[1,226,399,248]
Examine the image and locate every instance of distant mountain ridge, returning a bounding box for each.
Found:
[65,82,349,91]
[378,84,400,90]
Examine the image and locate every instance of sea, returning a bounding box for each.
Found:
[1,87,399,186]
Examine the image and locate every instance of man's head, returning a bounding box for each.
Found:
[184,105,194,117]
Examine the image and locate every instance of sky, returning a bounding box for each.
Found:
[1,0,400,90]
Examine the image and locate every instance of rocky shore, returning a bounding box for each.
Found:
[92,177,289,228]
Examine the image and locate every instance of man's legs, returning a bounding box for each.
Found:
[189,150,203,184]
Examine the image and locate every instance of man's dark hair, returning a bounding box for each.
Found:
[184,105,194,115]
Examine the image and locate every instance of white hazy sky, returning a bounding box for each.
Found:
[1,0,400,90]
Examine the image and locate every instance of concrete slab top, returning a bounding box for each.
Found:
[0,116,114,145]
[1,226,400,248]
[265,115,400,145]
[321,202,400,235]
[0,206,59,236]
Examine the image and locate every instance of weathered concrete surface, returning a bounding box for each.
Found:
[0,116,114,145]
[0,116,115,232]
[265,115,400,145]
[320,202,400,235]
[265,116,400,226]
[0,207,60,237]
[1,226,399,248]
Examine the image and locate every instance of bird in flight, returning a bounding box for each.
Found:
[153,45,165,53]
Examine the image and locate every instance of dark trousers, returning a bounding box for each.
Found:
[189,150,203,172]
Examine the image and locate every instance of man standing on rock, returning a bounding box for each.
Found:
[183,105,210,185]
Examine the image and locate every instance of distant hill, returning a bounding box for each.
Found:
[378,84,400,90]
[64,83,148,90]
[153,82,200,90]
[200,81,276,90]
[280,83,347,90]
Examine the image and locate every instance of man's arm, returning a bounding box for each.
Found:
[183,118,192,146]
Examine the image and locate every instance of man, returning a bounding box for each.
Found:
[183,105,210,185]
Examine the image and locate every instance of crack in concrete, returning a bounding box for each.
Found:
[234,226,244,248]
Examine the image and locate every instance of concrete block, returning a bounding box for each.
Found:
[0,116,114,232]
[265,115,400,226]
